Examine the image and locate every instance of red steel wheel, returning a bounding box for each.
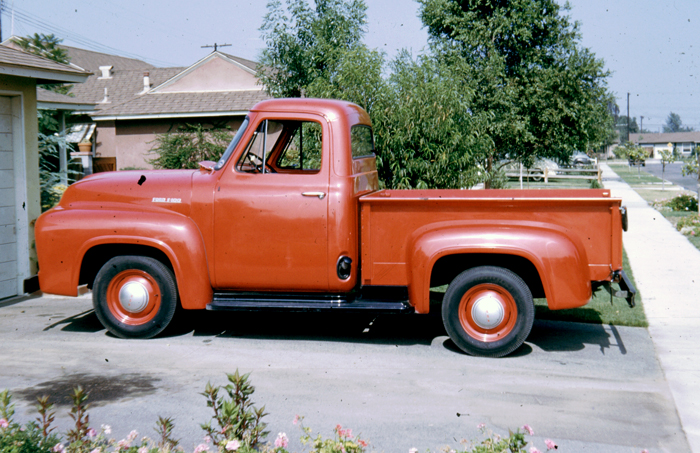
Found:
[105,269,161,325]
[93,255,178,339]
[457,283,518,343]
[442,266,534,357]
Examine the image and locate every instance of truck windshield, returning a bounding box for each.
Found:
[215,116,250,170]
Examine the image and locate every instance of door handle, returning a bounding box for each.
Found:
[302,192,326,199]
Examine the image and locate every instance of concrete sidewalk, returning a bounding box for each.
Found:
[602,163,700,452]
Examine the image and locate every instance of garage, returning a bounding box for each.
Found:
[0,44,89,300]
[0,94,23,298]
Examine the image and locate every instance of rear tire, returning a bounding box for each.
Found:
[442,266,534,357]
[93,255,178,339]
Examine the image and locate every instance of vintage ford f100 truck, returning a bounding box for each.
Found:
[35,98,635,357]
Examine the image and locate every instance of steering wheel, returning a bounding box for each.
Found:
[246,153,276,173]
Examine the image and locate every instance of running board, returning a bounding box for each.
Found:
[207,292,414,314]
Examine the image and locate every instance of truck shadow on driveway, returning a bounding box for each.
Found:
[48,309,625,357]
[176,311,623,356]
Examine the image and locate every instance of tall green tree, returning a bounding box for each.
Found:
[419,0,615,186]
[257,0,369,98]
[15,33,72,96]
[616,115,639,143]
[664,112,694,133]
[257,0,490,189]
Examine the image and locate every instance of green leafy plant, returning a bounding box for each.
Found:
[200,370,269,450]
[675,215,700,237]
[149,124,233,170]
[1,375,577,453]
[664,194,698,211]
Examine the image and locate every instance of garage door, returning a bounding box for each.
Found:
[0,95,18,299]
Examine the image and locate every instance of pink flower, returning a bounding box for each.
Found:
[477,423,486,430]
[530,447,542,453]
[225,440,240,451]
[274,432,289,449]
[544,439,557,450]
[116,439,130,450]
[87,427,97,438]
[102,424,112,435]
[409,449,418,453]
[358,439,368,448]
[0,418,8,428]
[138,448,148,453]
[51,444,65,453]
[204,435,212,444]
[641,450,649,453]
[90,448,101,453]
[293,415,300,425]
[522,424,534,435]
[194,444,210,453]
[127,430,139,442]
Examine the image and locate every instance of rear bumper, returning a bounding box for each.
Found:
[614,270,637,308]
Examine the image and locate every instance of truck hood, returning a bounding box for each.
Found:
[58,170,194,215]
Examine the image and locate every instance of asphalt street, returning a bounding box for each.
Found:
[643,161,699,191]
[0,293,689,452]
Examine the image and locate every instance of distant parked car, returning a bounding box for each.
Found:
[628,156,646,167]
[571,152,593,167]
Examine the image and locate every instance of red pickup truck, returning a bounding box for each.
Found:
[35,98,635,357]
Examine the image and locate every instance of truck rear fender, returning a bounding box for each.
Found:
[38,208,212,309]
[407,224,591,313]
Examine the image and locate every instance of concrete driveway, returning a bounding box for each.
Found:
[0,293,688,452]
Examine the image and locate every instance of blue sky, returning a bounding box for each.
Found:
[4,0,699,131]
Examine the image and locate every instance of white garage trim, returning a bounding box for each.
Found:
[0,90,28,298]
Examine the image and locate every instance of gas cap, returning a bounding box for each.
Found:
[337,256,352,280]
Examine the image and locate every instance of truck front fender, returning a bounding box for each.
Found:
[407,222,591,313]
[36,207,212,309]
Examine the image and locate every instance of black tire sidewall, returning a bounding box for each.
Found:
[442,266,534,357]
[93,256,178,339]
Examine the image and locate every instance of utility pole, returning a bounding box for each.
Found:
[626,92,630,142]
[640,116,644,132]
[201,43,231,52]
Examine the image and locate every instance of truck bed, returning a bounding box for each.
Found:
[359,188,624,312]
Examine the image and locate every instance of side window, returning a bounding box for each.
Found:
[236,120,322,174]
[276,121,322,172]
[350,125,375,159]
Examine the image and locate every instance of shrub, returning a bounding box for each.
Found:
[676,215,700,236]
[149,124,233,170]
[664,194,698,211]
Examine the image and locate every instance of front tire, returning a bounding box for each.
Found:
[442,266,534,357]
[93,255,178,339]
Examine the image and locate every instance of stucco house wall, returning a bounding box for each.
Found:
[100,117,245,170]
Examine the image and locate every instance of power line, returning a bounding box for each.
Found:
[0,4,179,66]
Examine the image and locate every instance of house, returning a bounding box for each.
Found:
[2,38,269,171]
[628,132,700,158]
[0,44,89,300]
[88,51,269,170]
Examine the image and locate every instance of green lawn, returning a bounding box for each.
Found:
[608,163,700,250]
[534,249,646,327]
[430,251,647,327]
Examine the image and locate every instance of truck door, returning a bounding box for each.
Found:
[213,117,330,291]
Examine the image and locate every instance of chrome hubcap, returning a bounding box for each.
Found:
[118,281,149,313]
[471,294,505,329]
